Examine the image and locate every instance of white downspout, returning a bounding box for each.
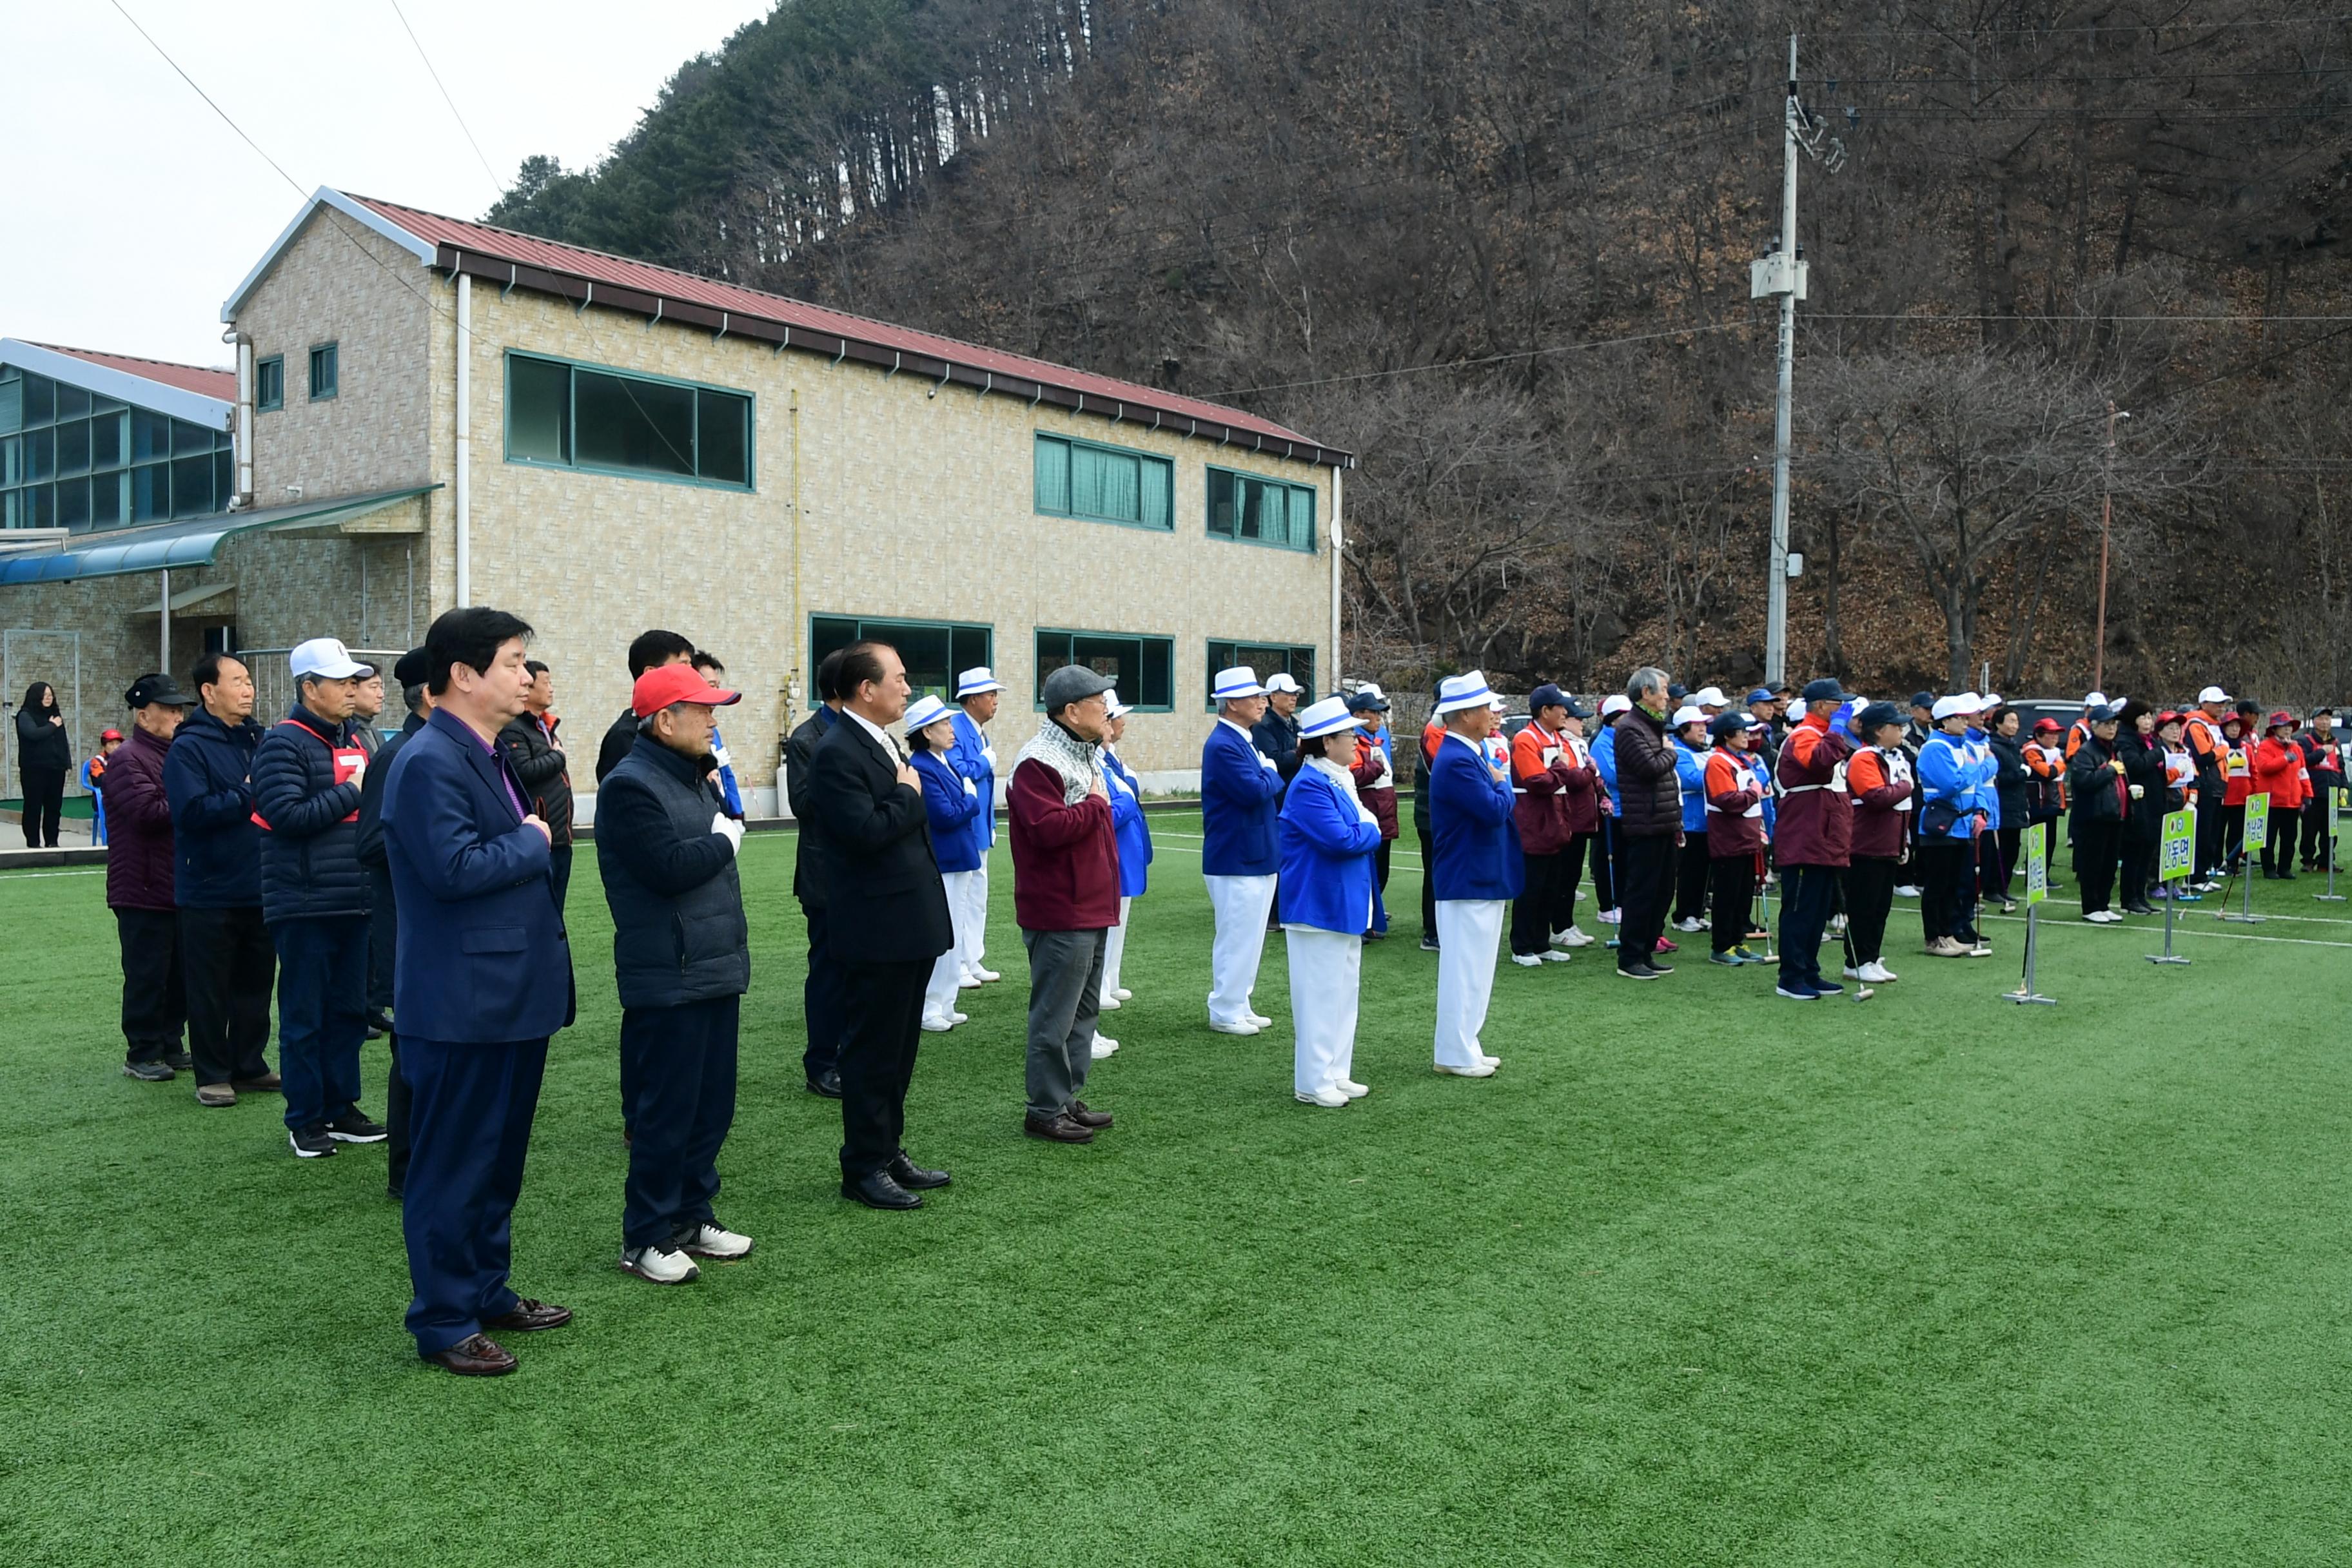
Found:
[1328,464,1344,687]
[159,568,170,672]
[455,271,472,607]
[226,331,253,509]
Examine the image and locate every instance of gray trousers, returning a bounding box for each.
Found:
[1021,926,1106,1119]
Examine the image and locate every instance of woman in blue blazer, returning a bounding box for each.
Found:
[1092,694,1154,1060]
[1279,696,1384,1107]
[905,694,985,1031]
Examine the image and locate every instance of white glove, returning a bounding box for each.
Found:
[2128,784,2144,799]
[1356,802,1378,825]
[1259,750,1280,770]
[981,745,999,769]
[344,756,367,788]
[711,812,744,854]
[710,743,734,770]
[963,776,979,797]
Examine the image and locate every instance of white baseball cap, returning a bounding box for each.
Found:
[1693,686,1728,707]
[954,666,1005,698]
[1600,694,1632,717]
[1212,666,1266,700]
[289,637,368,681]
[1264,671,1304,694]
[1931,694,1979,720]
[1671,705,1706,727]
[2197,685,2230,704]
[2083,691,2108,708]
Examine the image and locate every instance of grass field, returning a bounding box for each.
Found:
[4,812,2350,1566]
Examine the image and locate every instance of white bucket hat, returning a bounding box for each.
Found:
[1212,665,1266,700]
[903,694,954,734]
[1296,695,1360,739]
[1433,671,1494,714]
[955,666,1006,698]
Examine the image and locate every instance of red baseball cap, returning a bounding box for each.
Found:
[100,728,124,741]
[631,664,741,717]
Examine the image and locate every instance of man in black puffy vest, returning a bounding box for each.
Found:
[253,638,388,1160]
[595,662,754,1286]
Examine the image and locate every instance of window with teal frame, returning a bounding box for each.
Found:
[255,356,284,411]
[308,342,338,402]
[1206,640,1315,709]
[504,351,752,489]
[1034,433,1173,531]
[1207,466,1316,551]
[0,365,231,533]
[1035,629,1173,710]
[809,614,991,705]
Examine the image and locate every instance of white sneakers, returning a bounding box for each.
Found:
[1433,1061,1497,1078]
[620,1244,700,1284]
[680,1221,752,1260]
[1091,1035,1119,1059]
[1859,961,1898,983]
[1247,1012,1275,1028]
[1539,949,1573,963]
[1554,926,1595,948]
[1296,1085,1350,1108]
[1598,908,1623,925]
[2084,908,2124,923]
[1674,916,1707,933]
[957,972,985,990]
[970,966,1003,983]
[1510,953,1544,968]
[921,1014,957,1033]
[1335,1079,1369,1099]
[1895,885,1922,898]
[1209,1019,1261,1037]
[1098,994,1121,1010]
[1112,986,1133,1001]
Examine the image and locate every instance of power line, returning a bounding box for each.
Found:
[386,0,504,198]
[1205,322,1753,398]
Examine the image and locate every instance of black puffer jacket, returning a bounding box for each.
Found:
[2067,733,2128,826]
[252,700,368,922]
[1612,703,1683,838]
[595,734,749,1008]
[500,712,573,844]
[1989,732,2031,830]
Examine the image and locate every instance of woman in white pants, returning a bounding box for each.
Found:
[905,694,985,1032]
[1092,696,1154,1059]
[1279,696,1384,1107]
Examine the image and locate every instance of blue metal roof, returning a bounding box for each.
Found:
[0,485,436,585]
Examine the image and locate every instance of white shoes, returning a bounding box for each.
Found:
[1208,1019,1261,1037]
[1098,994,1121,1010]
[1510,953,1544,968]
[1296,1085,1350,1108]
[680,1220,752,1260]
[620,1243,700,1284]
[1895,885,1922,898]
[1598,908,1622,925]
[1859,961,1898,983]
[1335,1079,1369,1099]
[971,966,1003,983]
[2085,908,2123,923]
[1842,965,1863,979]
[1554,926,1595,948]
[1113,986,1133,1001]
[1091,1035,1119,1059]
[1247,1012,1275,1028]
[921,1014,957,1033]
[1434,1061,1497,1078]
[1828,914,1848,934]
[1539,949,1573,963]
[957,972,985,989]
[1674,916,1707,933]
[950,1010,969,1024]
[1480,1053,1502,1068]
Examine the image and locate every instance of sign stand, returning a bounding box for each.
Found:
[2320,782,2346,903]
[2005,821,2057,1004]
[2147,808,2193,965]
[2220,792,2269,924]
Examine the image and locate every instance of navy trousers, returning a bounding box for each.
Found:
[801,902,847,1082]
[619,995,740,1249]
[399,1034,548,1355]
[271,914,369,1133]
[1776,863,1839,992]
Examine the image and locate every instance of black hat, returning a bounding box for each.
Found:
[1801,678,1851,704]
[1908,691,1936,710]
[1668,682,1689,701]
[1560,697,1590,720]
[1856,701,1904,735]
[1707,711,1748,742]
[391,647,429,687]
[125,672,193,709]
[1528,682,1569,714]
[1345,688,1390,713]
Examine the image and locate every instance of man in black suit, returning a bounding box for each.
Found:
[801,641,956,1211]
[785,648,848,1098]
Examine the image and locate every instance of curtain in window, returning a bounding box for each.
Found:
[1071,444,1141,524]
[1139,464,1171,529]
[1035,437,1071,514]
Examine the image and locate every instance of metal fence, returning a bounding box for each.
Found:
[235,647,409,732]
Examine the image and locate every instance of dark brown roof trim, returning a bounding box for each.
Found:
[438,246,1355,470]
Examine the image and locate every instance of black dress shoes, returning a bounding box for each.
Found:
[888,1153,951,1190]
[425,1333,517,1377]
[484,1298,573,1333]
[1023,1111,1095,1144]
[806,1070,843,1099]
[1067,1101,1113,1130]
[843,1169,923,1210]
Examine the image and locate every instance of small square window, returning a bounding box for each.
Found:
[308,343,338,402]
[256,357,284,412]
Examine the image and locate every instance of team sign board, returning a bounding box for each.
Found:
[2244,793,2271,852]
[2025,821,2049,906]
[2160,810,2195,883]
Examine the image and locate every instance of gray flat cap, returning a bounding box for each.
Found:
[1040,663,1117,711]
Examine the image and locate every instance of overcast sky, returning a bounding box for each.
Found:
[6,0,774,368]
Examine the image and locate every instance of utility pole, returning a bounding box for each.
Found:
[2092,400,2116,692]
[1752,34,1845,688]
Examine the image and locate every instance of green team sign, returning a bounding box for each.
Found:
[2024,821,2048,906]
[2244,792,2271,852]
[2160,810,2195,883]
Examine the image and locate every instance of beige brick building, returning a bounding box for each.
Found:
[3,188,1352,814]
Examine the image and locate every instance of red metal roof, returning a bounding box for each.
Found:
[35,344,235,402]
[343,194,1348,467]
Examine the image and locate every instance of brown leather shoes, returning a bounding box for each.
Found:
[1067,1101,1113,1130]
[484,1298,573,1333]
[230,1071,282,1093]
[424,1333,516,1377]
[1023,1110,1094,1144]
[195,1083,237,1108]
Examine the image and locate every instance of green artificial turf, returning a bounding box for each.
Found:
[3,816,2349,1565]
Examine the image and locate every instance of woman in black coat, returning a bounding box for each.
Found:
[2113,701,2168,915]
[2066,709,2130,920]
[14,681,70,848]
[1984,706,2031,910]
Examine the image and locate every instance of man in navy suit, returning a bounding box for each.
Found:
[1200,665,1285,1035]
[382,607,574,1377]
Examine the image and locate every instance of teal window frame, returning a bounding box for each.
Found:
[1033,431,1175,532]
[1206,466,1317,552]
[1206,639,1315,710]
[808,613,991,707]
[308,342,338,402]
[1034,628,1175,712]
[502,350,755,492]
[0,364,231,533]
[255,356,284,412]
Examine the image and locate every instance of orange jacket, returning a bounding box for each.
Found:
[2251,736,2308,810]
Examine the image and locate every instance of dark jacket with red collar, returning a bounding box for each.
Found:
[103,724,177,912]
[251,700,368,922]
[1773,712,1854,867]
